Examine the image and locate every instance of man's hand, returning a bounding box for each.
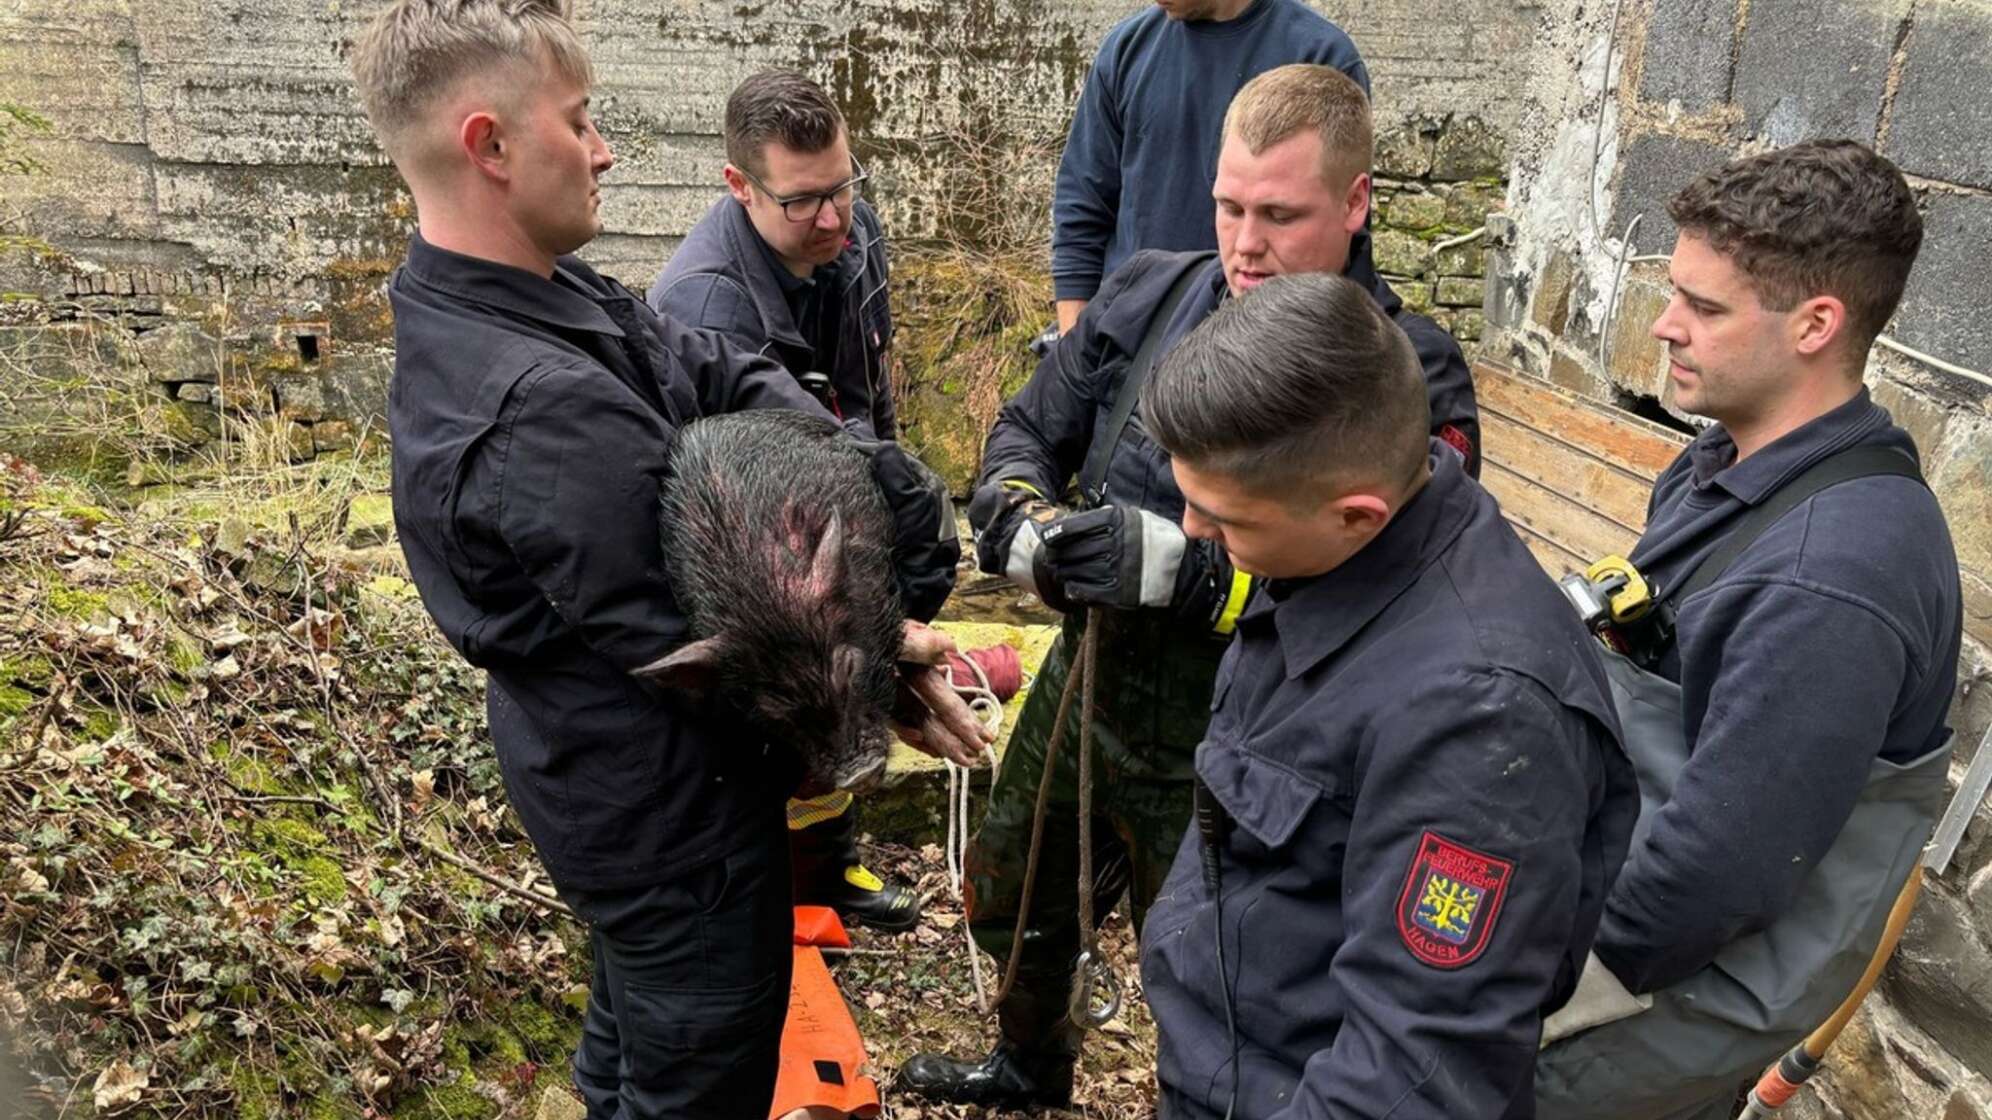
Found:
[892,621,995,767]
[1055,299,1086,335]
[1039,503,1188,610]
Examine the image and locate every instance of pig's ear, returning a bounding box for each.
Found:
[632,636,729,693]
[831,643,865,696]
[807,509,846,600]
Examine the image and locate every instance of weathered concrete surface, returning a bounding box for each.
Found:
[1,0,1545,306]
[1885,0,1992,193]
[1609,131,1730,254]
[1733,0,1909,146]
[1636,0,1736,112]
[1895,193,1992,384]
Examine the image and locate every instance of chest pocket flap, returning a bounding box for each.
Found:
[1196,736,1328,850]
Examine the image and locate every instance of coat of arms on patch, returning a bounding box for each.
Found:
[1395,830,1514,969]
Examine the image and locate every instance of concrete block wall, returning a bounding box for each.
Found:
[0,0,1541,459]
[1484,3,1992,1115]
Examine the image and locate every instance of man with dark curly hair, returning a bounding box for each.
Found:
[1535,140,1962,1120]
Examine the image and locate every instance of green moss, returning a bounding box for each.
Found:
[232,1064,280,1120]
[46,584,112,621]
[293,855,348,906]
[392,1075,497,1120]
[504,1000,579,1062]
[461,1021,528,1068]
[78,704,118,742]
[58,503,113,528]
[0,683,33,718]
[213,741,283,795]
[248,818,349,906]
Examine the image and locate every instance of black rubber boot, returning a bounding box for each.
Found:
[897,1040,1076,1108]
[790,809,924,932]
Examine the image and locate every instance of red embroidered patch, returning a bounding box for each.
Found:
[1438,423,1474,464]
[1395,831,1514,969]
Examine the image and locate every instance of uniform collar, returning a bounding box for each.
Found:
[401,232,625,338]
[1242,444,1475,679]
[1688,388,1888,504]
[721,198,814,350]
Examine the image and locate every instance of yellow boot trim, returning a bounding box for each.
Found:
[844,865,886,893]
[786,791,856,831]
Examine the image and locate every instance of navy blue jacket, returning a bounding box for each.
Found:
[387,235,828,891]
[1596,390,1962,992]
[1052,0,1369,302]
[648,197,897,438]
[1142,447,1638,1120]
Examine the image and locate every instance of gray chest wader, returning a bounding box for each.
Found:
[1535,447,1952,1120]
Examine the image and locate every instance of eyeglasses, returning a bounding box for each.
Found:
[740,158,868,223]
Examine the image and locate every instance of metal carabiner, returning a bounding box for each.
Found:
[1069,948,1124,1028]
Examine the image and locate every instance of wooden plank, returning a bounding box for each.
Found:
[1482,461,1642,565]
[1480,412,1654,535]
[1513,522,1589,579]
[1473,364,1688,483]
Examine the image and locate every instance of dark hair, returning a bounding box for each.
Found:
[1668,140,1923,359]
[724,69,845,177]
[1143,272,1430,502]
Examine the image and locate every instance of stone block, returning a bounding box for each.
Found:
[1394,280,1435,314]
[1611,133,1733,254]
[1441,182,1505,231]
[1639,0,1739,112]
[1869,378,1953,465]
[174,382,211,404]
[134,322,219,383]
[1605,278,1673,397]
[1373,230,1435,278]
[324,352,391,430]
[274,374,328,422]
[1376,122,1436,180]
[1885,0,1992,191]
[1533,250,1578,335]
[1883,883,1992,1079]
[1931,415,1992,636]
[311,420,355,455]
[1451,309,1486,342]
[1734,0,1908,145]
[1432,116,1505,181]
[1894,193,1992,382]
[1548,349,1596,395]
[139,399,220,449]
[1436,240,1488,277]
[1437,277,1485,307]
[1963,570,1992,657]
[1385,191,1446,231]
[344,494,395,548]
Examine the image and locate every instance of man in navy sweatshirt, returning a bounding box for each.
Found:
[1050,0,1368,334]
[1535,141,1962,1119]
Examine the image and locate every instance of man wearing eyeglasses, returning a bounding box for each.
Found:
[650,69,891,440]
[648,68,918,933]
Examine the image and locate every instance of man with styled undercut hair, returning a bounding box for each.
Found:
[1138,272,1635,1119]
[1535,141,1961,1120]
[648,68,931,935]
[350,4,981,1116]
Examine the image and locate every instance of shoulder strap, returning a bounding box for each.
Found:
[1078,259,1211,506]
[1671,444,1923,605]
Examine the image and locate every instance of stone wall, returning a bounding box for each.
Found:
[0,0,1540,461]
[1483,3,1992,1116]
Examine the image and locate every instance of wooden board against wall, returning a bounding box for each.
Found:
[1472,363,1691,577]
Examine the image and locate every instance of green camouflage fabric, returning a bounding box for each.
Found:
[964,609,1227,1058]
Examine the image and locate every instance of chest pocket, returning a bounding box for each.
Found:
[1197,735,1331,853]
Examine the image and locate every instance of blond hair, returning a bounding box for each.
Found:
[351,0,594,163]
[1222,64,1373,190]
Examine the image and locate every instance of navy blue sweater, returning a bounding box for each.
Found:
[1597,390,1962,992]
[1051,0,1368,302]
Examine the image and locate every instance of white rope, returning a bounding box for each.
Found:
[941,654,1004,1012]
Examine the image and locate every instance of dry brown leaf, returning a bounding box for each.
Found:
[91,1059,148,1111]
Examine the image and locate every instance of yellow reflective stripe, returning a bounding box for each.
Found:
[1001,479,1046,499]
[786,791,855,831]
[1212,571,1253,636]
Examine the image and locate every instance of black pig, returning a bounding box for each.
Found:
[636,409,904,796]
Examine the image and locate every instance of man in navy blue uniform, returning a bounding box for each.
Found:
[648,69,925,934]
[349,4,983,1117]
[1535,143,1963,1119]
[1051,0,1370,334]
[1138,272,1637,1120]
[900,64,1479,1109]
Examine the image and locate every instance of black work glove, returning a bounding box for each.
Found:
[852,437,960,623]
[967,479,1072,612]
[1039,505,1250,633]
